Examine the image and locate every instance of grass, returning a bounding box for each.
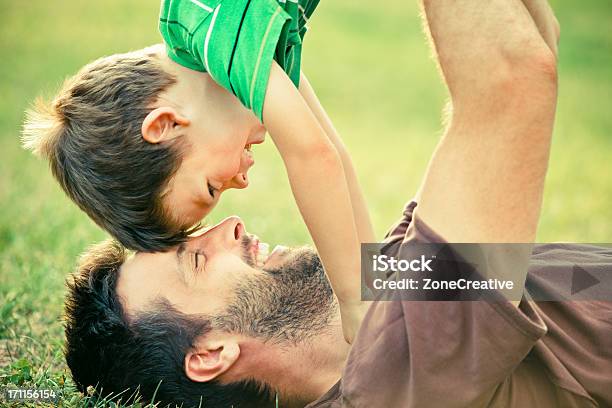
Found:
[0,0,610,406]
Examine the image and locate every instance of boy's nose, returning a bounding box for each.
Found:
[221,173,249,191]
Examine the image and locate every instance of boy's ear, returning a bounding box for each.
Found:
[184,338,240,383]
[141,107,190,144]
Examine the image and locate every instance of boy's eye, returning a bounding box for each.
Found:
[207,183,216,198]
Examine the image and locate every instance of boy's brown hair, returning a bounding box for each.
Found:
[22,50,196,251]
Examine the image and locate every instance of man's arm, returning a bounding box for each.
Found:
[298,72,376,244]
[263,62,368,343]
[416,0,559,303]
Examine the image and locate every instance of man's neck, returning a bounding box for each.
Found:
[232,313,349,406]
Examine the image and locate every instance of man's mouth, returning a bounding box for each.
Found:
[256,242,290,268]
[245,234,288,268]
[255,241,270,267]
[244,234,265,266]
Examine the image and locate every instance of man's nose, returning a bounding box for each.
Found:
[206,216,245,244]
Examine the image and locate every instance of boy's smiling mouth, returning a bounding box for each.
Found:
[241,145,255,169]
[241,135,265,173]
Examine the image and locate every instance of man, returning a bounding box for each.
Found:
[63,1,611,407]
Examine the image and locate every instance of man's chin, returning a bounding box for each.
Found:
[262,245,298,270]
[221,245,335,342]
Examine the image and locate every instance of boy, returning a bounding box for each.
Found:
[23,0,372,342]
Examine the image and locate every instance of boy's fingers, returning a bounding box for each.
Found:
[520,0,560,58]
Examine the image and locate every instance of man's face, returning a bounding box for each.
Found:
[117,216,336,341]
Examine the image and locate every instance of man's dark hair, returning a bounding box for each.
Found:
[22,49,196,251]
[63,239,275,407]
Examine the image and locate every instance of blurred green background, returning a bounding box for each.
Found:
[0,0,610,406]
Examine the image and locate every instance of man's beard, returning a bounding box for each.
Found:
[213,247,337,343]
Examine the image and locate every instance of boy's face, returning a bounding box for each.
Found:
[153,47,267,229]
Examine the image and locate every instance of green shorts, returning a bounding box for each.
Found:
[159,0,320,120]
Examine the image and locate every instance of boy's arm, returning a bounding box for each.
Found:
[264,62,368,343]
[298,71,376,244]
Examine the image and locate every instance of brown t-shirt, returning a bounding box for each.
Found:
[306,202,612,408]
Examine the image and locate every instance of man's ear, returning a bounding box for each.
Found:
[141,107,190,144]
[184,338,240,383]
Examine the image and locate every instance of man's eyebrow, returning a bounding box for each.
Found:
[176,242,188,283]
[176,242,187,260]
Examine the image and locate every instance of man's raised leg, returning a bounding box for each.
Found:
[414,0,559,304]
[416,0,559,244]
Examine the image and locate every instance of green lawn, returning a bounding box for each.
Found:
[1,0,610,406]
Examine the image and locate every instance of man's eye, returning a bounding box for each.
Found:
[207,183,216,198]
[194,253,204,270]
